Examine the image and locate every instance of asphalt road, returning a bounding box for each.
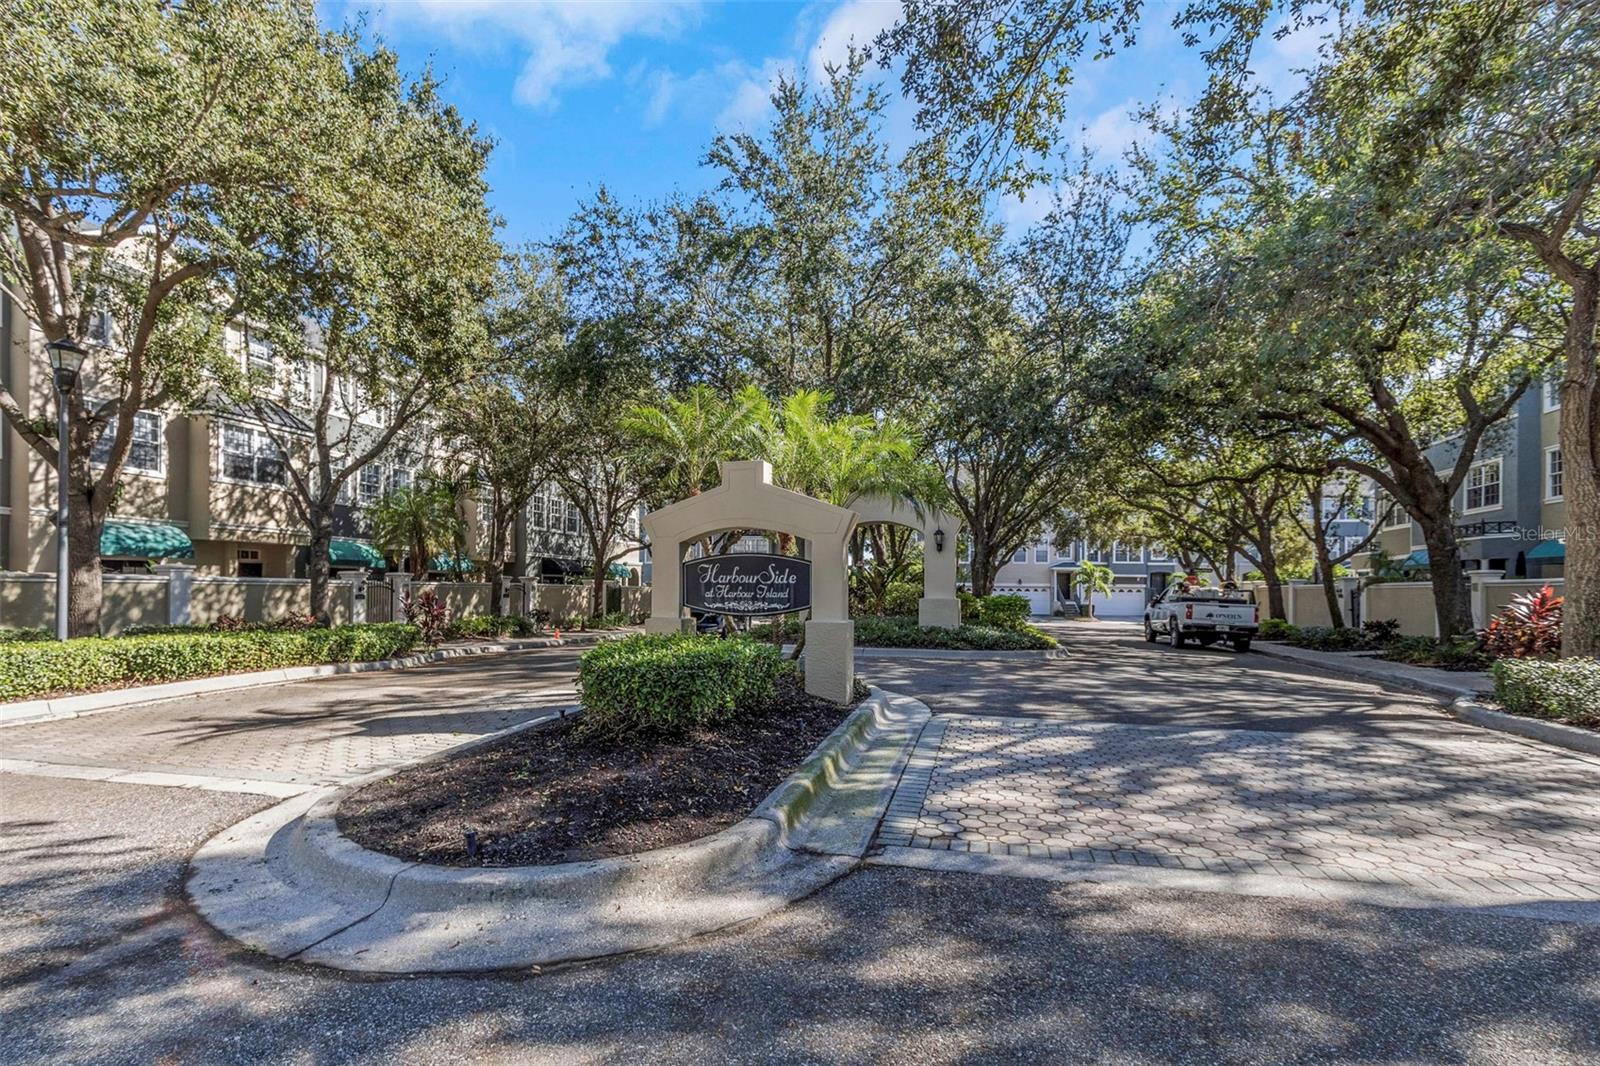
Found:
[3,632,1597,1065]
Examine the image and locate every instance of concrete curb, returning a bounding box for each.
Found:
[0,632,623,729]
[186,687,930,973]
[1451,698,1600,758]
[1252,640,1492,701]
[782,644,1064,662]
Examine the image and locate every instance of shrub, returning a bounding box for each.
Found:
[0,627,54,643]
[1362,619,1402,643]
[1490,657,1600,727]
[1483,585,1563,659]
[1257,618,1299,641]
[853,615,1057,651]
[0,623,421,702]
[1285,626,1376,652]
[1380,635,1491,671]
[882,580,922,617]
[957,590,980,622]
[447,614,542,640]
[576,634,786,738]
[976,594,1031,630]
[402,591,449,645]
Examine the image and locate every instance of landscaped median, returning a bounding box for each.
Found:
[0,622,422,703]
[185,633,930,972]
[750,611,1059,652]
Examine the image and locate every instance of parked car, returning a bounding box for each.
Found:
[1144,585,1259,651]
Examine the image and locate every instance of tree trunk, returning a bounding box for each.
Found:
[1559,279,1598,657]
[1255,542,1287,621]
[969,534,994,597]
[487,557,505,616]
[1316,538,1346,629]
[591,564,607,619]
[307,516,334,624]
[66,496,104,638]
[1419,520,1472,639]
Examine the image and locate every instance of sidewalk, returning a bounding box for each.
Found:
[1252,640,1492,700]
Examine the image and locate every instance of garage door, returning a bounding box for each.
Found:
[995,585,1052,616]
[1095,586,1148,619]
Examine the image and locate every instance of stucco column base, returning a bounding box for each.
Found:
[918,596,961,630]
[645,616,694,636]
[803,620,855,704]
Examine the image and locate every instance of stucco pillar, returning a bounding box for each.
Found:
[387,571,410,622]
[803,620,855,703]
[919,518,961,629]
[155,562,194,627]
[347,568,368,624]
[1468,569,1504,630]
[644,538,692,635]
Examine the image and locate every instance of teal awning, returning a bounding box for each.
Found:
[1526,539,1565,562]
[1399,550,1430,570]
[100,520,193,560]
[607,562,632,580]
[429,553,475,573]
[329,538,385,570]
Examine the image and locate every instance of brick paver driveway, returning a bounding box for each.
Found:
[0,649,579,789]
[868,624,1600,912]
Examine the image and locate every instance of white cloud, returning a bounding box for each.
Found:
[716,59,797,130]
[806,0,900,83]
[372,0,702,109]
[1084,100,1145,160]
[1250,8,1335,98]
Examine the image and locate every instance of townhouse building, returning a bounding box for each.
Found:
[1365,380,1567,580]
[983,536,1207,618]
[0,287,643,586]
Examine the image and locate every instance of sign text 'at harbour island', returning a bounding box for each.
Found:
[683,555,813,617]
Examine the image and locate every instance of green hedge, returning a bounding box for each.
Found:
[1490,658,1600,727]
[975,594,1031,630]
[0,623,422,702]
[446,614,542,640]
[854,615,1057,651]
[1256,618,1298,641]
[576,634,786,737]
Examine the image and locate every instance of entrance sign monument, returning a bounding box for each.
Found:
[642,460,963,703]
[683,553,812,616]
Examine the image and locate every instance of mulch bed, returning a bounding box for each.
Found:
[337,674,860,868]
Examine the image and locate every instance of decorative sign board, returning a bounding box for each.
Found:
[682,553,812,617]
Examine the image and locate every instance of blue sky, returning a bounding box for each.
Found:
[325,1,1324,248]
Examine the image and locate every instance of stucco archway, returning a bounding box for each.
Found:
[847,494,963,629]
[640,460,858,702]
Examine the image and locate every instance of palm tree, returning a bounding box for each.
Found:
[368,480,465,579]
[752,389,919,506]
[1072,560,1115,620]
[621,384,766,500]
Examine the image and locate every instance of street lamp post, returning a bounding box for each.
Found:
[45,338,87,641]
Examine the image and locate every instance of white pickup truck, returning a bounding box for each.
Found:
[1144,586,1259,652]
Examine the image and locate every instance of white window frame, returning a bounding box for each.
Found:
[246,335,275,373]
[87,308,114,347]
[1376,488,1409,530]
[218,423,286,486]
[1086,543,1108,563]
[1011,546,1027,563]
[1545,446,1563,502]
[91,410,163,476]
[1543,375,1562,412]
[1034,543,1049,563]
[1463,458,1502,514]
[358,464,384,506]
[1148,544,1169,563]
[1113,542,1140,564]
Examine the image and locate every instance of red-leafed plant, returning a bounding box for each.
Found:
[1483,585,1563,659]
[402,590,449,645]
